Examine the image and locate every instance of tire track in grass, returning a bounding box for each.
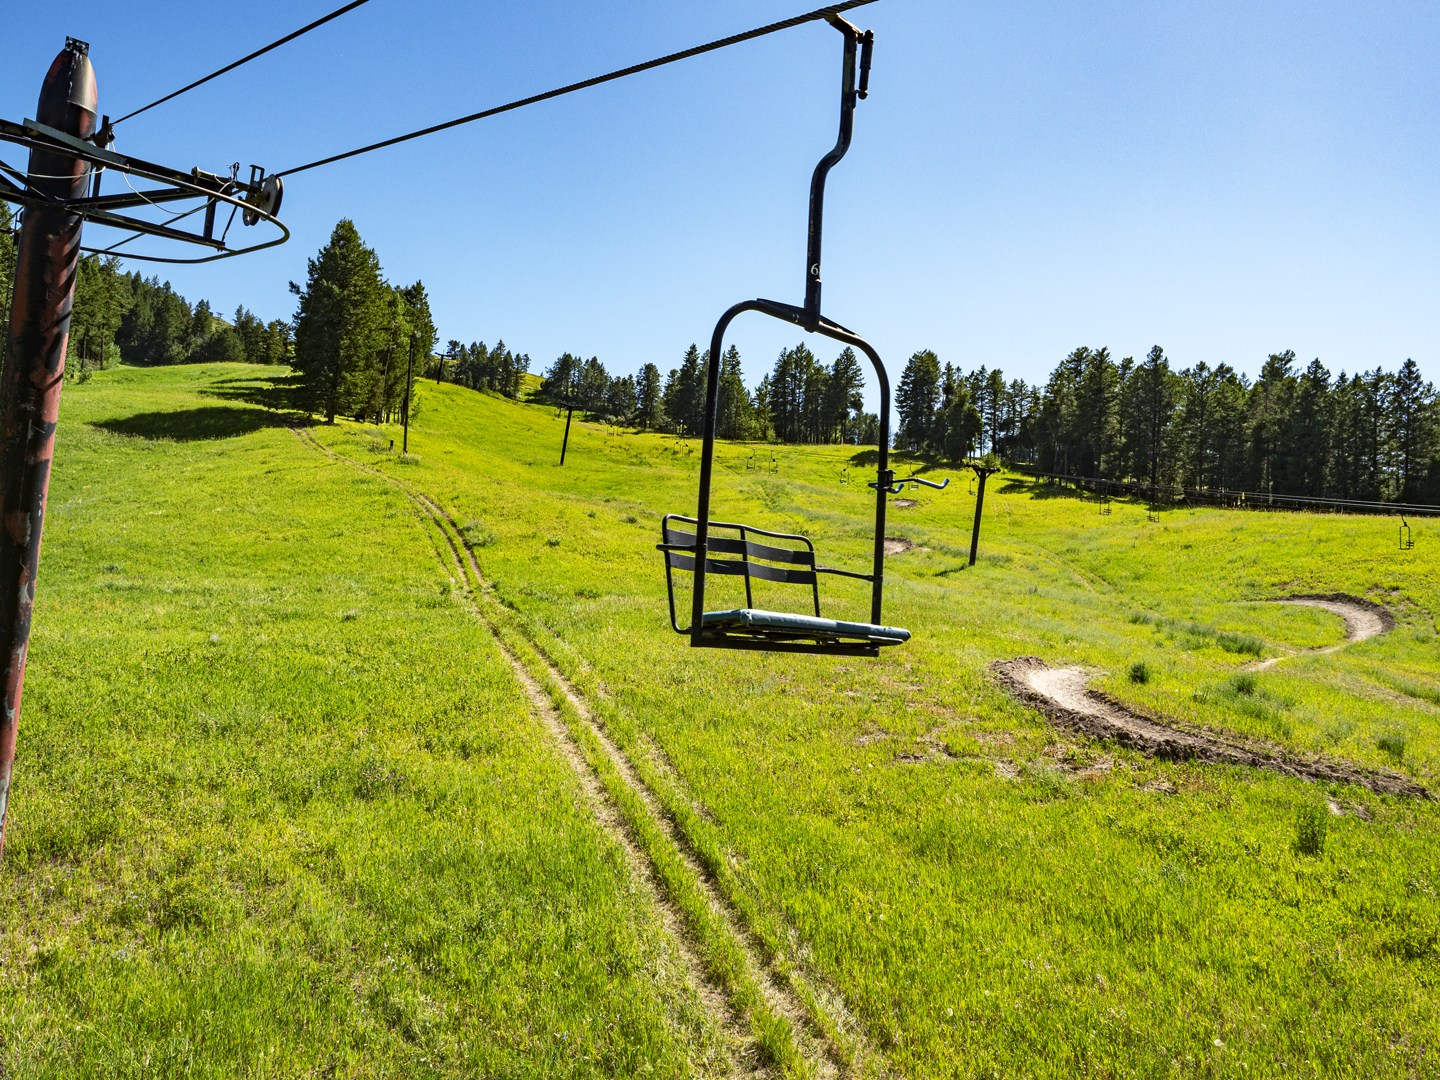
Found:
[401,486,875,1075]
[406,481,873,1075]
[292,428,859,1078]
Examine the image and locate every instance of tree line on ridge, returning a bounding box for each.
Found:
[4,208,1435,504]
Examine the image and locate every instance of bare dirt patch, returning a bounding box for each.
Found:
[892,725,963,765]
[1250,593,1395,670]
[1281,593,1396,640]
[1045,744,1117,780]
[892,498,918,509]
[852,728,891,747]
[992,656,1428,798]
[884,536,927,555]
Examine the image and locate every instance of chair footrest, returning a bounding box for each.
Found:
[700,608,910,644]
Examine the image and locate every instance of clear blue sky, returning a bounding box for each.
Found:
[7,1,1437,404]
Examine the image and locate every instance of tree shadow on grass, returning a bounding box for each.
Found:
[847,449,944,476]
[997,476,1092,501]
[93,405,294,442]
[201,371,307,414]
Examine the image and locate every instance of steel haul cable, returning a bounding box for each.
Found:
[112,0,374,125]
[277,0,879,178]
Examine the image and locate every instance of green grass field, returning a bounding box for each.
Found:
[2,363,1436,1078]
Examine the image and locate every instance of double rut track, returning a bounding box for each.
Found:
[292,427,874,1078]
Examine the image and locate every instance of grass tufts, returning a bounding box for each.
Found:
[1023,761,1070,800]
[1293,802,1329,856]
[459,519,496,548]
[1216,631,1265,657]
[1131,612,1264,656]
[1376,730,1408,763]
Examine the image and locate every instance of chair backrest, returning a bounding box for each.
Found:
[660,515,822,628]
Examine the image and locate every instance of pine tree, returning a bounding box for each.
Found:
[939,385,982,463]
[440,340,463,384]
[981,367,1006,456]
[115,274,156,363]
[1076,348,1117,477]
[187,298,215,359]
[541,353,581,402]
[635,363,664,430]
[663,345,705,436]
[1037,348,1086,474]
[370,291,413,423]
[768,344,808,443]
[291,219,388,423]
[232,306,264,362]
[802,352,829,443]
[397,281,437,409]
[70,255,130,369]
[1119,346,1178,490]
[1247,351,1297,492]
[824,347,865,444]
[154,283,192,365]
[487,339,507,394]
[1284,359,1333,496]
[1390,358,1438,502]
[604,374,636,423]
[1357,369,1392,500]
[577,356,610,412]
[716,344,752,440]
[999,378,1033,460]
[895,349,941,452]
[752,375,773,441]
[1207,366,1250,490]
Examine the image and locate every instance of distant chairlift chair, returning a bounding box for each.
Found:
[657,16,942,658]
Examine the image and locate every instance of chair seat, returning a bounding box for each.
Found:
[700,608,910,644]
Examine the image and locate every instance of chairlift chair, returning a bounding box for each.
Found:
[657,16,934,657]
[1400,519,1414,550]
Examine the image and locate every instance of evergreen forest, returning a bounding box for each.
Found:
[4,205,1435,504]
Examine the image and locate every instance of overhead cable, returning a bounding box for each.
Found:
[277,0,879,178]
[112,0,374,126]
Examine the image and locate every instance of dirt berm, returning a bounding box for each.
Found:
[992,656,1428,799]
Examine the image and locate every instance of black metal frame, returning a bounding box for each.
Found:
[660,513,890,657]
[665,15,901,656]
[0,116,288,264]
[1400,519,1413,550]
[661,517,823,626]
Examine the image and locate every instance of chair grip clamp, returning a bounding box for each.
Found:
[858,30,874,99]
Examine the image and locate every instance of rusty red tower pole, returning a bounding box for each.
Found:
[0,39,97,855]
